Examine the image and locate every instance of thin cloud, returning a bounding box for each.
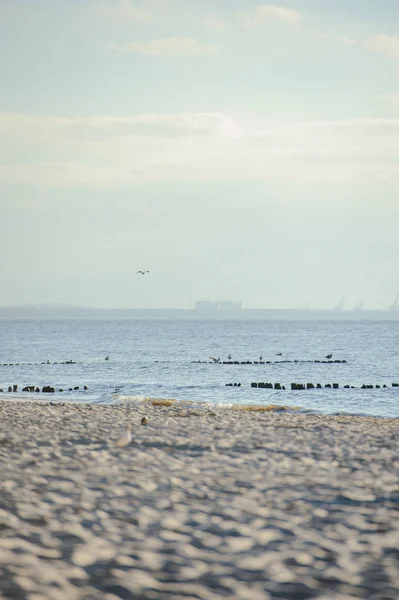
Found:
[380,93,399,102]
[237,5,300,27]
[202,12,225,30]
[0,112,240,140]
[0,163,133,188]
[317,33,356,46]
[365,34,399,61]
[109,37,220,56]
[96,0,152,21]
[1,113,399,187]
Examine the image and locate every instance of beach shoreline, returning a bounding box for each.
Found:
[0,400,398,599]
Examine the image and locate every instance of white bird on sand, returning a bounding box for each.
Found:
[137,270,150,275]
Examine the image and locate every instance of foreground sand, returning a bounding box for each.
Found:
[0,401,398,600]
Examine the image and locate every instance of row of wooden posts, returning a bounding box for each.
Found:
[224,382,399,389]
[0,385,88,393]
[195,360,348,365]
[0,361,77,367]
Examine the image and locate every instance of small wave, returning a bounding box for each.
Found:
[174,384,222,391]
[232,404,302,413]
[116,395,202,407]
[113,395,302,413]
[116,395,233,410]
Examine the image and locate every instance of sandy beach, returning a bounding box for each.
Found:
[0,400,398,600]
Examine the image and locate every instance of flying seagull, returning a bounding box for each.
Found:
[137,270,150,275]
[325,353,333,359]
[209,357,221,363]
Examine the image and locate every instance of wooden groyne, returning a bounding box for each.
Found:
[0,385,88,394]
[0,360,77,368]
[246,382,399,390]
[194,360,348,365]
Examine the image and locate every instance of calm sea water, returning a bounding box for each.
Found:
[1,319,399,418]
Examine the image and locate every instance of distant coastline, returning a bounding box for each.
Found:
[1,306,399,320]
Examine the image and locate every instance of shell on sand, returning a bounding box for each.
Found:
[114,427,132,448]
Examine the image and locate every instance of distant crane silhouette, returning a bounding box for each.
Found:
[388,294,399,311]
[334,297,345,311]
[354,299,364,311]
[137,270,150,275]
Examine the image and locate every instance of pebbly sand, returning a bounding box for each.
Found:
[0,400,398,600]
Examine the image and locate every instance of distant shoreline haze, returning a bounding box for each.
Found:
[0,305,398,320]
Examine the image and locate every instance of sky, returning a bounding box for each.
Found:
[0,0,399,310]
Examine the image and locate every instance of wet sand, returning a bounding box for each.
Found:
[0,400,398,600]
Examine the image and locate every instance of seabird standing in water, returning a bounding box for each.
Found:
[325,354,333,359]
[228,354,232,360]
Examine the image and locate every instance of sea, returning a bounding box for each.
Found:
[1,319,398,418]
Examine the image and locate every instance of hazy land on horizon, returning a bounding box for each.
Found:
[1,303,399,320]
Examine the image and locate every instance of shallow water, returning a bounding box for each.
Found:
[1,319,398,417]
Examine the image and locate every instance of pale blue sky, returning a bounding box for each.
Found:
[0,1,398,309]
